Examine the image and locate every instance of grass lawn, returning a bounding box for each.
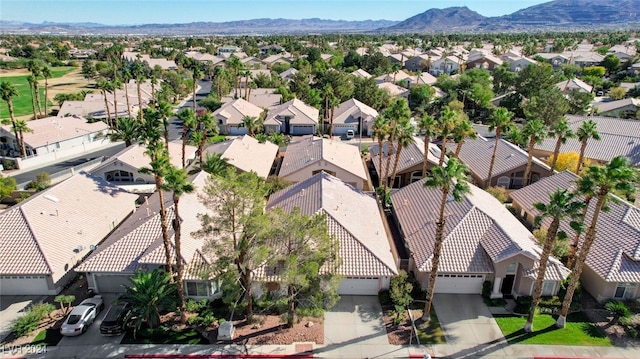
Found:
[413,309,446,344]
[0,66,75,118]
[494,312,611,346]
[31,328,64,346]
[120,327,208,345]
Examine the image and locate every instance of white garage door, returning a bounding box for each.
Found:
[95,274,133,293]
[0,276,51,295]
[290,125,314,135]
[338,278,379,295]
[434,274,484,294]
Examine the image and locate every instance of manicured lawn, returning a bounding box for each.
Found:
[31,328,64,346]
[0,66,74,118]
[414,309,446,344]
[494,312,611,346]
[120,327,208,344]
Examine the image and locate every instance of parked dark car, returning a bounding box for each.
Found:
[99,302,131,336]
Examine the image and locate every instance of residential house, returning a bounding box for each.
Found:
[377,82,409,99]
[369,137,441,188]
[430,56,461,76]
[0,115,108,159]
[77,172,221,299]
[239,69,271,88]
[279,68,298,82]
[263,172,397,295]
[241,56,265,69]
[350,69,372,79]
[213,98,264,135]
[331,98,378,137]
[122,51,177,70]
[0,172,137,295]
[90,142,197,190]
[533,115,640,166]
[408,72,438,86]
[206,135,278,178]
[390,179,569,297]
[404,54,434,73]
[278,136,370,191]
[511,171,640,302]
[593,98,640,118]
[449,136,552,189]
[387,53,407,67]
[555,78,593,94]
[374,70,412,86]
[608,44,636,62]
[68,49,97,59]
[262,54,293,68]
[573,53,604,68]
[465,51,503,72]
[505,57,537,73]
[218,45,240,55]
[184,51,225,67]
[535,53,570,69]
[263,99,319,135]
[221,88,282,109]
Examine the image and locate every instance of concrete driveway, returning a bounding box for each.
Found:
[58,294,123,347]
[0,295,46,341]
[433,294,506,347]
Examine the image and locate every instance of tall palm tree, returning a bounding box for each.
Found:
[121,68,133,119]
[371,115,390,188]
[383,99,411,189]
[27,75,38,120]
[157,101,173,151]
[176,109,196,168]
[547,118,574,175]
[557,156,638,328]
[112,78,122,129]
[14,120,32,158]
[131,60,146,121]
[28,62,43,116]
[575,119,600,174]
[197,112,217,165]
[524,189,584,332]
[416,113,436,178]
[96,79,114,128]
[452,117,477,158]
[422,158,470,321]
[109,117,141,147]
[192,65,201,112]
[522,119,548,187]
[226,55,243,98]
[242,115,261,136]
[328,96,340,139]
[388,120,416,189]
[42,66,51,116]
[486,107,513,187]
[162,165,195,323]
[436,107,457,166]
[1,81,22,154]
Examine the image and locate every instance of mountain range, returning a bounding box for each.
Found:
[1,0,639,35]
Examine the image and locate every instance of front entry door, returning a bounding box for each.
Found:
[501,274,515,296]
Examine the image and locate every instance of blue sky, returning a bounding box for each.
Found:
[1,0,550,25]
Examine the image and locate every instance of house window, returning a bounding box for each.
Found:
[105,170,134,182]
[542,281,555,296]
[614,283,637,299]
[410,171,422,183]
[496,176,510,188]
[312,169,336,177]
[506,263,517,274]
[185,281,218,297]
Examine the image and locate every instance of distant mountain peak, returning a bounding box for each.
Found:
[385,6,487,32]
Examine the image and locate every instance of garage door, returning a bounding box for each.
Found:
[95,274,133,293]
[0,276,51,295]
[290,125,314,135]
[337,278,379,295]
[434,274,484,294]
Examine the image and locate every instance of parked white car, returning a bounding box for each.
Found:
[60,295,104,336]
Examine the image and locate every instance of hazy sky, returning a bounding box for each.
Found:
[1,0,551,25]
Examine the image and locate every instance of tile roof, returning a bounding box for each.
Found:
[264,99,319,126]
[410,72,438,86]
[265,172,397,278]
[221,88,282,109]
[556,78,593,93]
[390,179,568,280]
[534,115,640,165]
[510,171,640,283]
[377,82,409,97]
[369,137,440,177]
[0,172,137,281]
[332,99,378,126]
[99,142,197,171]
[0,116,109,149]
[213,98,264,126]
[449,136,551,181]
[594,98,640,114]
[279,136,367,181]
[206,135,278,178]
[350,69,372,79]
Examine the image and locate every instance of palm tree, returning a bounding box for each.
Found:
[121,68,133,119]
[328,96,340,139]
[557,157,638,328]
[162,166,195,323]
[524,189,584,332]
[14,120,32,158]
[112,78,122,129]
[452,117,477,158]
[157,101,173,151]
[371,115,390,188]
[192,65,201,112]
[42,66,51,116]
[202,153,230,177]
[548,118,575,175]
[522,119,548,187]
[436,107,457,166]
[27,75,38,120]
[383,99,411,189]
[575,119,601,174]
[486,107,513,187]
[416,113,436,178]
[130,60,146,120]
[28,61,43,116]
[109,117,141,147]
[121,269,177,335]
[197,112,217,165]
[0,81,21,154]
[242,115,261,136]
[422,158,470,321]
[226,55,243,98]
[388,120,416,189]
[176,109,196,168]
[96,78,114,128]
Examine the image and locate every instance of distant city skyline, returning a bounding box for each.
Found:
[2,0,551,25]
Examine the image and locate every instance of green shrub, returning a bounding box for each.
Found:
[31,303,55,317]
[297,307,324,318]
[12,311,42,337]
[389,270,413,313]
[486,186,509,203]
[378,289,392,306]
[184,298,208,313]
[514,296,532,314]
[482,281,492,299]
[605,301,631,322]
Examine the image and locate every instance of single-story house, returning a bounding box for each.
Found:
[206,135,278,178]
[0,172,137,295]
[466,52,503,72]
[279,68,298,82]
[573,53,604,68]
[377,82,409,99]
[77,171,221,300]
[505,57,537,73]
[510,171,640,302]
[241,56,265,69]
[262,54,293,68]
[408,72,438,86]
[264,99,319,135]
[279,136,370,191]
[350,69,372,79]
[593,98,640,118]
[0,115,108,158]
[369,137,441,188]
[390,179,569,297]
[213,98,264,135]
[535,53,570,68]
[533,115,640,167]
[262,172,398,296]
[374,70,412,86]
[555,78,593,94]
[331,98,378,137]
[221,88,282,109]
[122,52,177,70]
